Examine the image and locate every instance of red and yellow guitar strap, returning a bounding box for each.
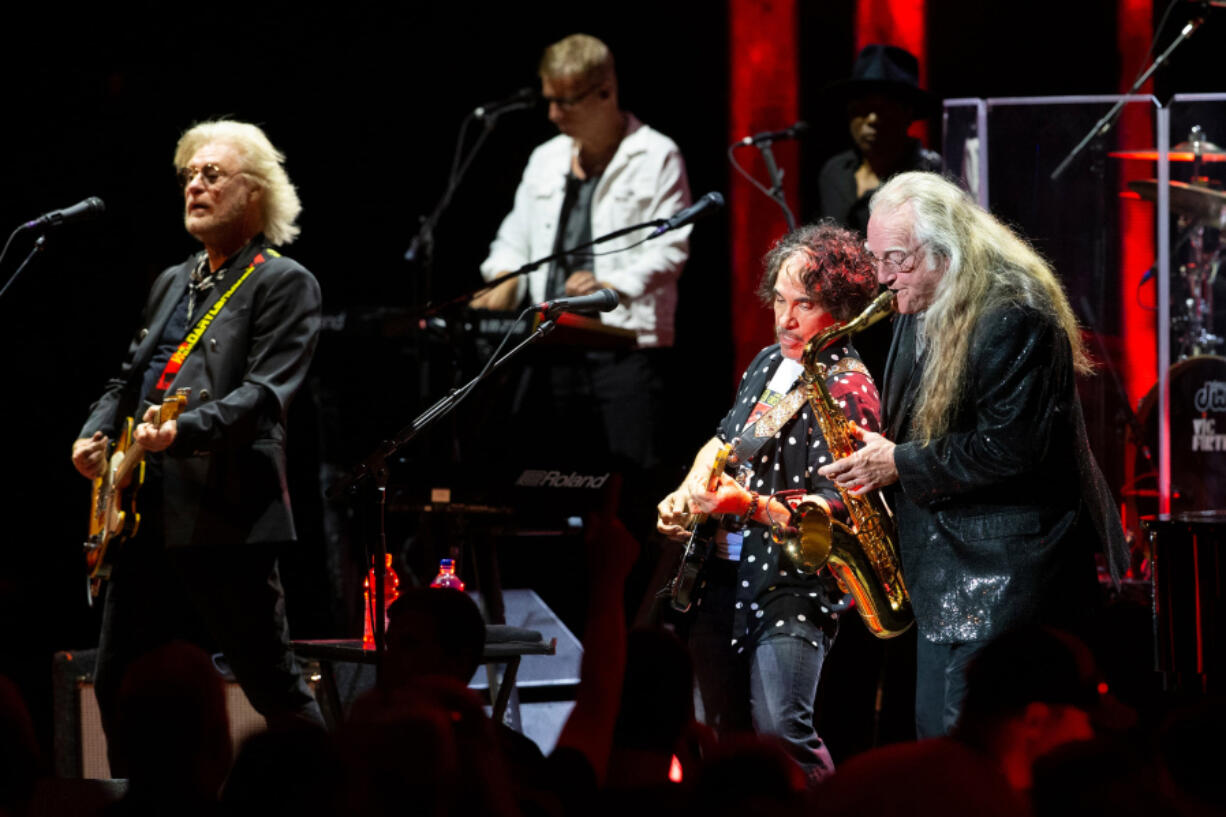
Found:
[153,249,279,392]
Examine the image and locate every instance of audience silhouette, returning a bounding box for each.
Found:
[19,514,1216,817]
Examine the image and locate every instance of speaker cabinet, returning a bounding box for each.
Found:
[52,649,316,779]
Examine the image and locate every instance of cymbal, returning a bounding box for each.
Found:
[1126,179,1226,224]
[1111,139,1226,162]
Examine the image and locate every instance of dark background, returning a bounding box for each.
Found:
[0,0,1216,760]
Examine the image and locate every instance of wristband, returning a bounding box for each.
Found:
[745,490,760,523]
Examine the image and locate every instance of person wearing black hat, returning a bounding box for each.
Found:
[817,44,941,236]
[804,52,942,749]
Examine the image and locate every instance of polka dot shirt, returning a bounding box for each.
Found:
[715,343,882,648]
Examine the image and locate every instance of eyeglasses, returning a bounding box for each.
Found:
[542,83,603,110]
[864,243,925,272]
[176,163,239,191]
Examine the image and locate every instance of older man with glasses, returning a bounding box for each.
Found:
[819,171,1127,739]
[473,32,690,321]
[473,33,692,612]
[71,120,323,773]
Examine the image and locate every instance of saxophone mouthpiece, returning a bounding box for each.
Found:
[873,289,897,311]
[802,289,898,367]
[860,290,898,327]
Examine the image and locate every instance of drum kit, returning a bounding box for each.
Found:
[1115,126,1226,575]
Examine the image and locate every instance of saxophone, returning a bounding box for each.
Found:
[781,290,913,638]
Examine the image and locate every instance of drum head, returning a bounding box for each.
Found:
[1126,356,1226,559]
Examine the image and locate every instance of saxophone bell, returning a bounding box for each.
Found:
[774,500,858,576]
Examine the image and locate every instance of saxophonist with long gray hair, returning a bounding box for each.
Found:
[657,223,882,785]
[820,171,1128,738]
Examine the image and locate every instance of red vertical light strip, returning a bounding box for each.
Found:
[728,0,799,381]
[854,0,925,70]
[855,0,927,144]
[1117,0,1157,412]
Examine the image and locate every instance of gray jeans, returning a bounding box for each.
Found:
[914,637,989,738]
[689,566,836,784]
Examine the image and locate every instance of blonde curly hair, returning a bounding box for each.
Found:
[174,120,301,246]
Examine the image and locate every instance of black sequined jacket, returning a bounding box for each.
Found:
[882,305,1128,644]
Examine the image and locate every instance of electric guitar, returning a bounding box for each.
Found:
[667,442,733,613]
[83,388,190,598]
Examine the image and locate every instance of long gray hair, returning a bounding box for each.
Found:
[870,172,1091,443]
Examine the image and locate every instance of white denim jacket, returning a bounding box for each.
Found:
[480,114,691,348]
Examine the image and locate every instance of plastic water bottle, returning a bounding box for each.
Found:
[363,553,400,648]
[430,558,465,591]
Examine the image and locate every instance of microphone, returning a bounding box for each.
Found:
[1178,13,1206,34]
[474,87,538,119]
[648,192,725,238]
[23,196,105,230]
[738,121,809,146]
[538,288,620,316]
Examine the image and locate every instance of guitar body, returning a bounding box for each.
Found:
[668,442,732,613]
[669,516,720,613]
[83,389,189,596]
[85,417,141,582]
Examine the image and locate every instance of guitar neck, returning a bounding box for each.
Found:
[112,392,185,485]
[706,443,732,491]
[114,441,148,486]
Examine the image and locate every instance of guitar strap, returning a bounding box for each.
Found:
[151,249,275,394]
[733,357,868,465]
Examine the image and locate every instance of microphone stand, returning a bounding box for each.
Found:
[328,311,560,669]
[757,142,797,231]
[417,216,667,318]
[0,232,46,304]
[404,103,532,480]
[1051,14,1204,181]
[332,213,671,664]
[728,139,798,231]
[405,107,528,279]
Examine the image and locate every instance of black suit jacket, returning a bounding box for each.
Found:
[882,307,1126,644]
[79,238,321,548]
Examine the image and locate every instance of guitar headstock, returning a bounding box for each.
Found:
[158,387,191,423]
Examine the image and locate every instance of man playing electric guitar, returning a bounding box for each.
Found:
[84,388,189,593]
[70,121,323,774]
[656,223,881,785]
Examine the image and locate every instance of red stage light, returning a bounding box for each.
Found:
[727,0,800,381]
